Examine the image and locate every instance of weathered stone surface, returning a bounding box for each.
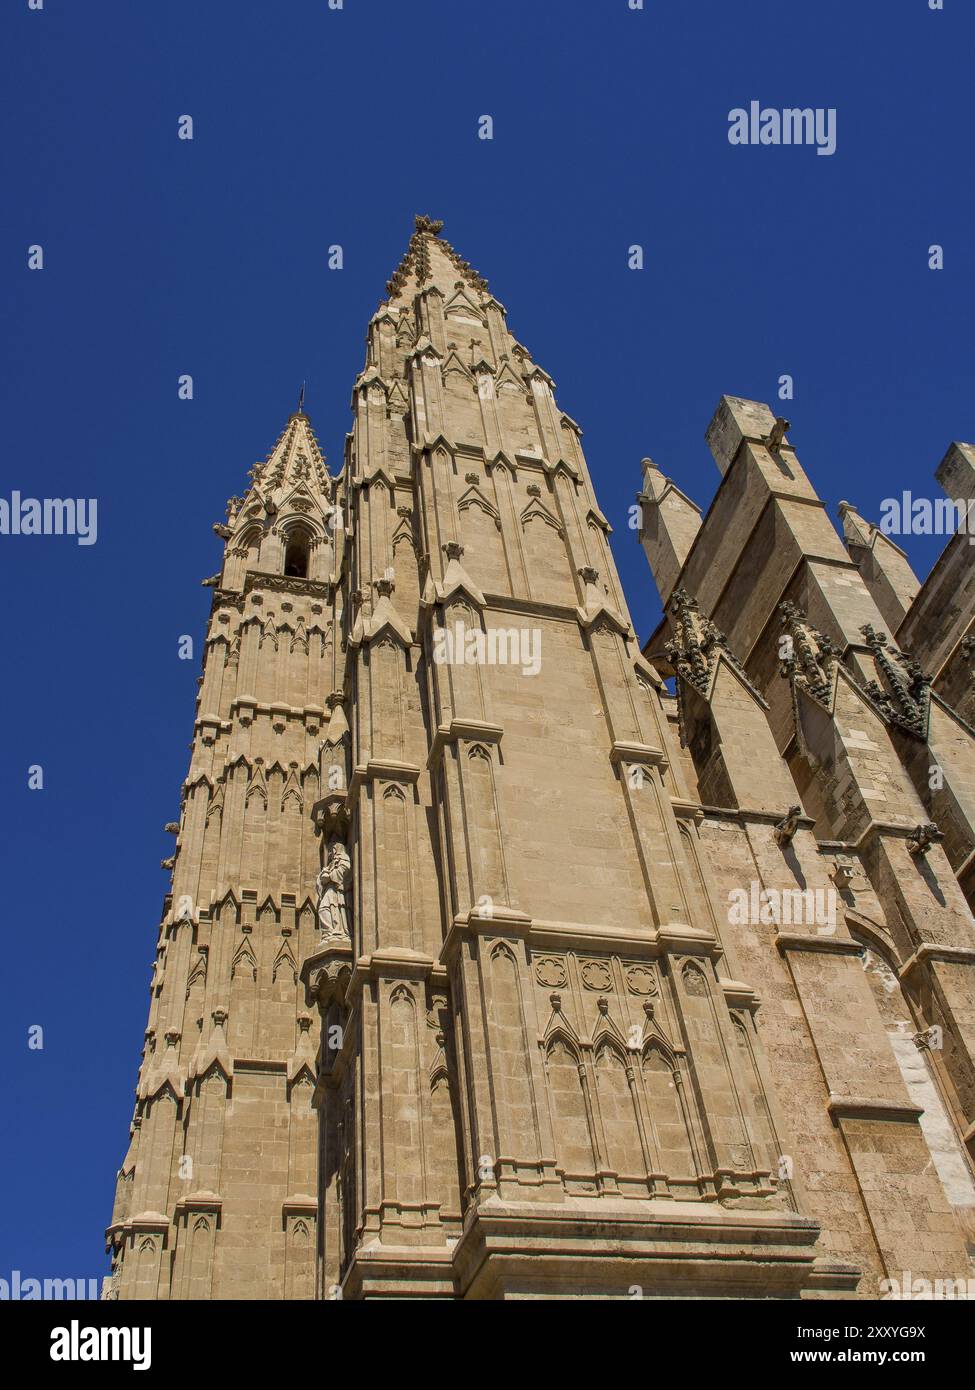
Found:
[641,395,975,1300]
[107,235,975,1303]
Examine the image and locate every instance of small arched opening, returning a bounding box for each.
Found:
[283,528,311,579]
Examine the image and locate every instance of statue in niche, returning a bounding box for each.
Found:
[316,839,351,941]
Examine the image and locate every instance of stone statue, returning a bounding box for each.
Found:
[316,840,351,941]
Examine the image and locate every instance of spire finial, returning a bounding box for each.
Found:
[414,214,444,236]
[297,381,305,414]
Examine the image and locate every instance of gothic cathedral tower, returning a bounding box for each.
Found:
[108,218,828,1300]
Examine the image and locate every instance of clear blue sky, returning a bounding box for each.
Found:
[1,0,972,1285]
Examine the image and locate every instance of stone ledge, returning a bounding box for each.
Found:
[452,1197,822,1300]
[827,1096,925,1124]
[349,758,422,795]
[805,1258,863,1295]
[775,932,863,957]
[341,1244,457,1301]
[427,719,504,769]
[610,739,668,769]
[441,909,533,963]
[719,978,761,1009]
[657,924,721,957]
[899,942,975,981]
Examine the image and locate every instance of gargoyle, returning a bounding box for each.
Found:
[908,823,939,858]
[774,805,803,846]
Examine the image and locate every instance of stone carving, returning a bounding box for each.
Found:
[580,960,612,991]
[908,823,939,858]
[666,590,763,747]
[316,840,352,941]
[861,624,931,738]
[667,589,745,695]
[762,416,790,452]
[682,964,708,997]
[774,805,802,846]
[426,995,448,1031]
[778,601,838,702]
[962,635,975,685]
[534,956,567,988]
[625,965,658,996]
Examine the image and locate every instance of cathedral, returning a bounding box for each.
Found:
[106,217,975,1299]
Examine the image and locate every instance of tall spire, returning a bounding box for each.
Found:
[246,408,329,498]
[384,214,491,304]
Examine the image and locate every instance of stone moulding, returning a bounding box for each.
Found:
[609,738,668,769]
[348,759,422,797]
[898,942,975,980]
[450,1200,823,1301]
[775,932,864,957]
[427,719,503,770]
[826,1097,926,1124]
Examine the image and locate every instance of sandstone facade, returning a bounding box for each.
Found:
[106,219,975,1299]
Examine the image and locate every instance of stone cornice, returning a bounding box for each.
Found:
[344,949,448,1008]
[281,1195,318,1219]
[247,572,332,601]
[775,932,863,957]
[443,914,722,963]
[826,1096,924,1124]
[899,942,975,981]
[656,924,721,957]
[349,759,422,798]
[696,803,817,833]
[440,908,534,964]
[173,1192,223,1215]
[427,720,504,770]
[610,739,668,769]
[718,978,761,1010]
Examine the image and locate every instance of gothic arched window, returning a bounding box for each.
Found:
[283,529,311,579]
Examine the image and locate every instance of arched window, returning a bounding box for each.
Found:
[283,529,310,579]
[240,527,262,565]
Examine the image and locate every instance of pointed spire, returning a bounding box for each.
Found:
[837,499,874,551]
[638,458,702,604]
[248,407,330,499]
[936,441,975,505]
[838,500,920,632]
[385,215,490,304]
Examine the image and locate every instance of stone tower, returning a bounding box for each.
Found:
[109,220,975,1301]
[106,409,338,1299]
